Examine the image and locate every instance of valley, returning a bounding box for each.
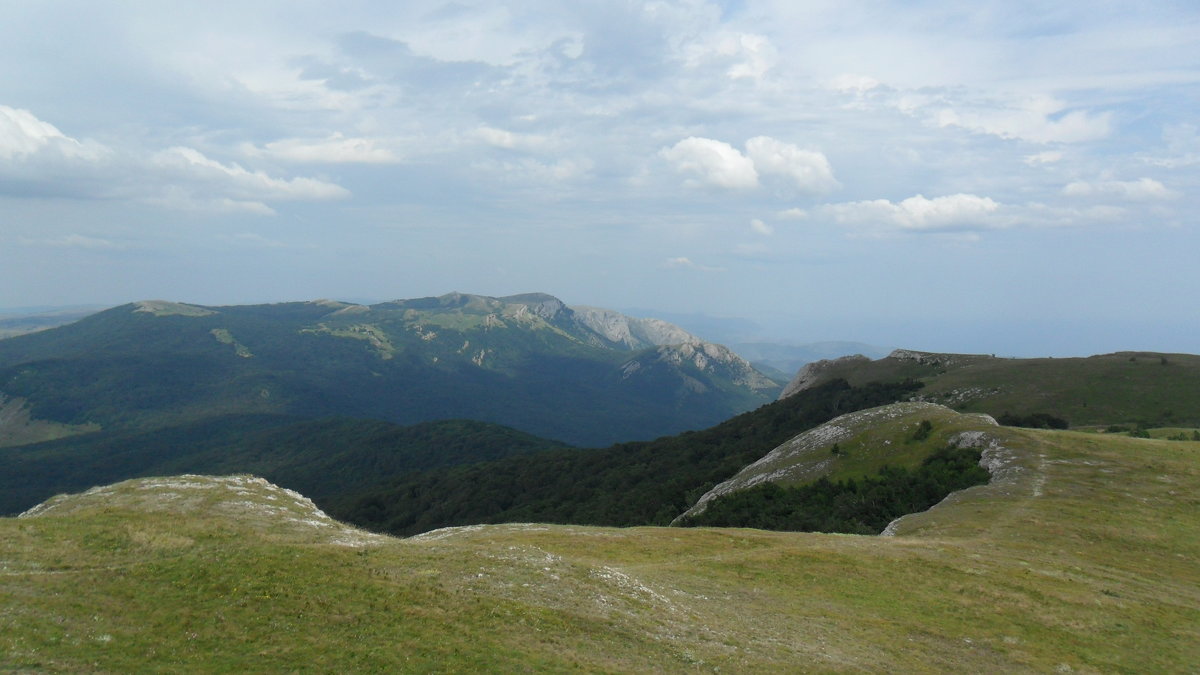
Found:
[2,422,1195,671]
[0,296,1197,671]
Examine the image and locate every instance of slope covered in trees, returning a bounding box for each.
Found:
[331,379,923,535]
[676,445,991,533]
[0,415,566,515]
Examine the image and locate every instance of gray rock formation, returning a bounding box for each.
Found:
[570,305,698,351]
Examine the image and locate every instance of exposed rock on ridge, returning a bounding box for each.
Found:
[779,354,871,400]
[570,306,697,351]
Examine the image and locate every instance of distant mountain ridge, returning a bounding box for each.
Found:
[0,292,781,447]
[779,348,1200,428]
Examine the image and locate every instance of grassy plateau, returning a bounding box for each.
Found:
[2,421,1196,672]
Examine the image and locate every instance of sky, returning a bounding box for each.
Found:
[1,1,1198,356]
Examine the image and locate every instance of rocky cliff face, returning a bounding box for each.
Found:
[628,340,779,392]
[569,306,698,351]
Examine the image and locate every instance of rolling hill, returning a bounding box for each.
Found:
[781,348,1200,428]
[3,419,1196,671]
[0,292,780,447]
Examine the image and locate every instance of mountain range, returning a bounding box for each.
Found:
[0,292,780,448]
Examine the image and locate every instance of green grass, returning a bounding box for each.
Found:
[797,350,1200,428]
[2,424,1197,671]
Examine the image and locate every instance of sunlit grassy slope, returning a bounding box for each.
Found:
[3,427,1197,672]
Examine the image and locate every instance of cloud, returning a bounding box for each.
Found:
[153,147,349,201]
[662,136,837,193]
[1062,177,1177,201]
[147,147,349,214]
[750,218,773,235]
[718,33,777,80]
[745,136,839,194]
[0,105,350,213]
[661,137,758,190]
[246,133,400,163]
[473,125,550,152]
[0,106,105,161]
[777,208,808,220]
[662,256,723,272]
[824,193,1002,232]
[935,96,1113,144]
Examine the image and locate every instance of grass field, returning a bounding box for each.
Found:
[2,426,1197,672]
[798,350,1200,429]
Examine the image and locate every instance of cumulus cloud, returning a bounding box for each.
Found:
[662,136,836,193]
[0,105,105,161]
[661,137,759,190]
[750,218,773,235]
[745,136,839,194]
[824,193,1002,232]
[245,133,400,163]
[1062,177,1177,201]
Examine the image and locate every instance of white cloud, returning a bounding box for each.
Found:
[718,33,776,80]
[824,193,1002,232]
[661,137,759,190]
[150,147,350,207]
[777,208,808,220]
[745,136,839,194]
[662,136,837,193]
[473,125,550,152]
[0,105,105,161]
[936,95,1113,144]
[662,256,723,272]
[0,106,350,213]
[246,133,400,163]
[750,218,773,235]
[1062,177,1177,201]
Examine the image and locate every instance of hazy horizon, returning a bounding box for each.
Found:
[3,2,1197,357]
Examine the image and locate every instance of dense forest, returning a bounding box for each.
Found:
[0,415,567,515]
[676,445,991,533]
[330,378,924,535]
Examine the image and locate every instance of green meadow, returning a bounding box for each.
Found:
[3,423,1196,672]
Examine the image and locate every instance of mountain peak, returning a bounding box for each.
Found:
[500,293,568,320]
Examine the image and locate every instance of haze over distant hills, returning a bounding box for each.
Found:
[0,292,780,448]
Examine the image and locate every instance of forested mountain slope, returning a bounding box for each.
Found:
[0,293,779,447]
